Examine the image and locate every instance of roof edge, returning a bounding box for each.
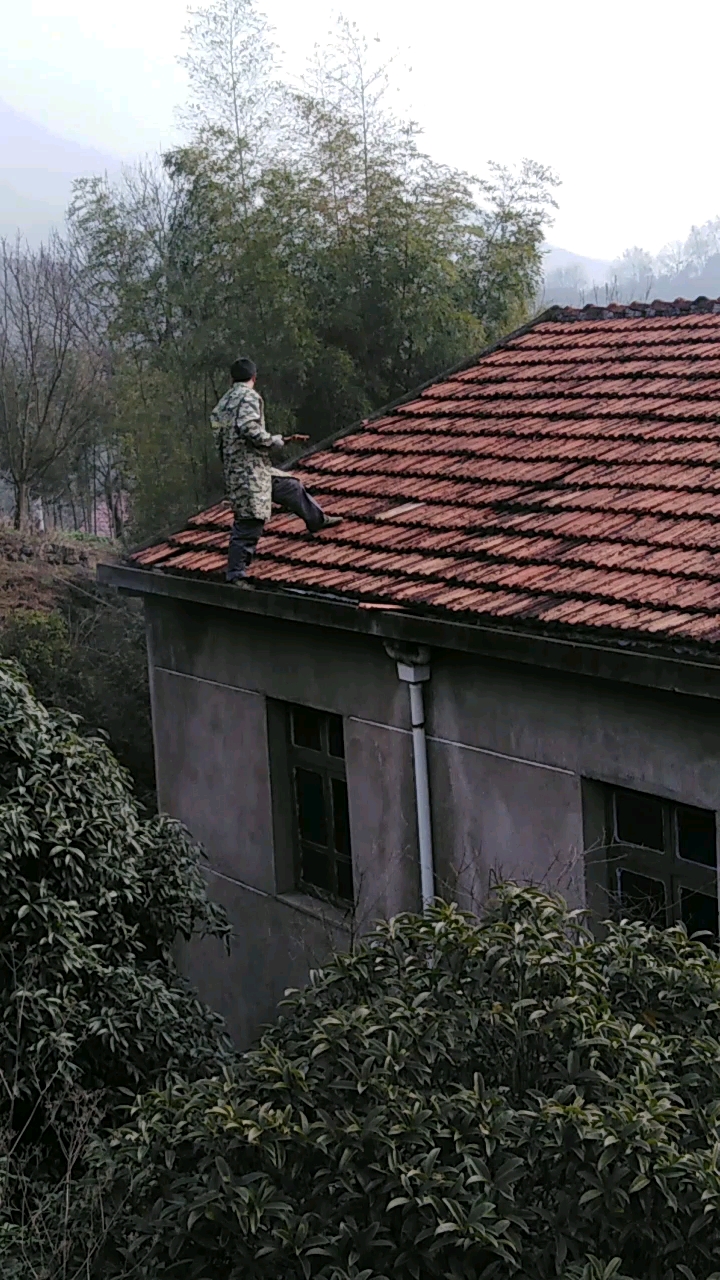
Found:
[98,562,720,705]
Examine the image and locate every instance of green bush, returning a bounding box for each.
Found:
[0,660,232,1271]
[0,588,155,804]
[99,886,720,1280]
[0,609,73,706]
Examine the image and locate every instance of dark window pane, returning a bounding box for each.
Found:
[292,707,323,751]
[332,777,351,856]
[677,805,716,868]
[328,714,345,759]
[337,857,354,903]
[301,845,332,894]
[295,768,327,845]
[615,790,664,851]
[618,868,667,927]
[681,887,718,943]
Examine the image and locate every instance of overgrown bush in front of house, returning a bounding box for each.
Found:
[0,585,155,804]
[95,884,720,1280]
[0,660,232,1276]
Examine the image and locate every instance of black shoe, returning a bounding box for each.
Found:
[316,515,343,532]
[226,578,253,589]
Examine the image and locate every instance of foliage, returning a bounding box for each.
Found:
[0,587,155,803]
[0,609,73,704]
[68,3,558,540]
[80,884,720,1280]
[0,658,232,1272]
[179,0,282,204]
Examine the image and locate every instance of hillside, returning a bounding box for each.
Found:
[0,527,117,619]
[0,529,154,802]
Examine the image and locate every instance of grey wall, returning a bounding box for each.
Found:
[146,597,720,1047]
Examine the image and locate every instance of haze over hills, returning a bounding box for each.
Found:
[543,246,611,284]
[3,104,720,309]
[0,101,120,245]
[542,245,720,309]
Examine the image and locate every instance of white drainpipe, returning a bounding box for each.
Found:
[385,644,435,909]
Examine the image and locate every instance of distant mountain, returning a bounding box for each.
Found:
[542,244,611,284]
[0,101,120,244]
[541,241,720,308]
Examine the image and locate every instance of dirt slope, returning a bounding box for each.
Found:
[0,529,118,620]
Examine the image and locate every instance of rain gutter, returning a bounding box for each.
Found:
[384,643,434,909]
[97,563,720,706]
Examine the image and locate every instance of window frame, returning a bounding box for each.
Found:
[583,779,719,940]
[284,706,353,906]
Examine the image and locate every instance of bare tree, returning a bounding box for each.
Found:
[0,235,105,529]
[606,245,655,304]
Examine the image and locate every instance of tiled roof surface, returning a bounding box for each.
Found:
[131,299,720,648]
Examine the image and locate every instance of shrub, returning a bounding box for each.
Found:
[101,886,720,1280]
[0,588,155,803]
[0,660,232,1271]
[0,609,73,706]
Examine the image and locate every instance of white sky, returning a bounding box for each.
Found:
[3,0,720,260]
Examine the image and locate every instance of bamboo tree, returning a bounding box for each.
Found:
[179,0,282,213]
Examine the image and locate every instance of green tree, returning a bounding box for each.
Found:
[179,0,282,212]
[97,886,720,1280]
[68,1,558,542]
[70,162,227,539]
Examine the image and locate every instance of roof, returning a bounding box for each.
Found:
[130,297,720,651]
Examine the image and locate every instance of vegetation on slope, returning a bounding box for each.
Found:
[0,529,154,802]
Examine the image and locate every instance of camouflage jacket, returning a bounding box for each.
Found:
[210,383,284,520]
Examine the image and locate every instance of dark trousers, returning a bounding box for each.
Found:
[226,475,326,581]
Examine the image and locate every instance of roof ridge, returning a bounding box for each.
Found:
[544,296,720,321]
[292,309,557,467]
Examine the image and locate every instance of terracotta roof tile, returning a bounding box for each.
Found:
[129,298,720,650]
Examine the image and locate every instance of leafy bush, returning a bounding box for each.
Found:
[0,609,73,704]
[0,587,155,803]
[0,660,232,1270]
[100,886,720,1280]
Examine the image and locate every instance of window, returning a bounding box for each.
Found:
[584,782,718,943]
[286,705,354,905]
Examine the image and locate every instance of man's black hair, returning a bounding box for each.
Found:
[230,356,257,382]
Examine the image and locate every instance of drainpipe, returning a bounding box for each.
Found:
[385,643,435,909]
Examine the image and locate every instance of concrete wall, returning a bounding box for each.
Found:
[145,597,720,1046]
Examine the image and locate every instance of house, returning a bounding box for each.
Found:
[101,297,720,1047]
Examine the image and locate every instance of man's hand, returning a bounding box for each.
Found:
[284,433,310,444]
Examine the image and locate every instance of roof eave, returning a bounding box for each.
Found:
[98,562,720,705]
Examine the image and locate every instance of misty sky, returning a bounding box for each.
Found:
[3,0,720,261]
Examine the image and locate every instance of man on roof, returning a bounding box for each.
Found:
[211,356,341,585]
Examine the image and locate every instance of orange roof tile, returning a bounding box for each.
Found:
[129,297,720,650]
